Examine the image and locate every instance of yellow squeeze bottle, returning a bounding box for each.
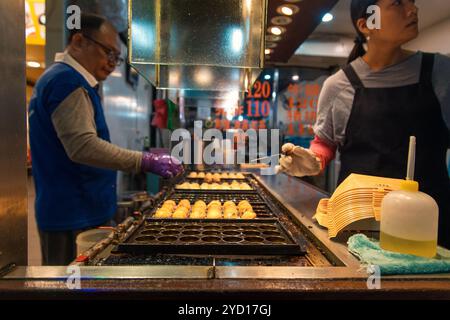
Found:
[379,137,439,258]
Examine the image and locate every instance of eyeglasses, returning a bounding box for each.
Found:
[83,34,125,66]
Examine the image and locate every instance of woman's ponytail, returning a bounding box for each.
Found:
[347,34,367,64]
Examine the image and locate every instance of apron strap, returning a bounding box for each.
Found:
[343,64,364,89]
[420,52,435,85]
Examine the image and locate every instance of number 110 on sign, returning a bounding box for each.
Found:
[246,100,271,117]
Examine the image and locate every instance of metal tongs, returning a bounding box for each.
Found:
[250,151,290,163]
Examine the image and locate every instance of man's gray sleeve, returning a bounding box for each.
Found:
[51,87,143,173]
[433,53,450,131]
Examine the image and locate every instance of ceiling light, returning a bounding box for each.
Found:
[264,75,271,80]
[322,13,334,23]
[27,61,41,68]
[277,4,300,16]
[271,16,293,26]
[292,75,300,81]
[265,35,282,42]
[195,68,213,85]
[281,6,293,15]
[269,26,284,35]
[265,48,273,55]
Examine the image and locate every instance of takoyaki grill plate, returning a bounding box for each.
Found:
[116,219,306,255]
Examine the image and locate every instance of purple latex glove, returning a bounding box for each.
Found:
[141,152,184,178]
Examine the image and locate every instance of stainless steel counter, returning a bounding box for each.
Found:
[1,172,450,299]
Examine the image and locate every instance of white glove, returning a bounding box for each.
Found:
[277,143,321,177]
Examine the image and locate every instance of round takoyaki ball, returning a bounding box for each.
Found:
[192,204,206,213]
[154,208,172,218]
[206,204,222,211]
[205,172,213,178]
[161,202,176,211]
[200,183,210,190]
[192,209,206,217]
[190,210,206,219]
[190,183,200,190]
[207,205,222,213]
[221,172,229,178]
[236,173,245,179]
[188,172,198,178]
[192,204,206,212]
[178,199,191,209]
[212,174,221,183]
[172,210,189,219]
[239,183,252,190]
[164,200,176,207]
[238,200,251,208]
[223,201,236,209]
[205,176,213,184]
[223,211,239,219]
[161,205,175,213]
[175,206,190,215]
[241,210,257,219]
[197,172,205,178]
[238,204,253,214]
[207,200,222,208]
[194,200,207,208]
[224,205,238,213]
[223,207,238,219]
[192,203,206,210]
[211,183,220,189]
[229,173,237,179]
[206,208,222,219]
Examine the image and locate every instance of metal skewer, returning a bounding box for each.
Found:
[250,153,283,163]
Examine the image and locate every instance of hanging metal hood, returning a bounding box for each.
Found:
[128,0,267,92]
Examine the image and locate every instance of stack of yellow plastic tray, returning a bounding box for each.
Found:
[314,174,404,238]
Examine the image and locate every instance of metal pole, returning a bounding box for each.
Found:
[0,0,28,268]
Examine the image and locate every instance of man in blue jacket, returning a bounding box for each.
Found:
[29,14,183,265]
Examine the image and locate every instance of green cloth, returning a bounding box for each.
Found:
[166,99,180,130]
[347,234,450,275]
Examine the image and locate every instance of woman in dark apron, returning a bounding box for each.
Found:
[280,0,450,248]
